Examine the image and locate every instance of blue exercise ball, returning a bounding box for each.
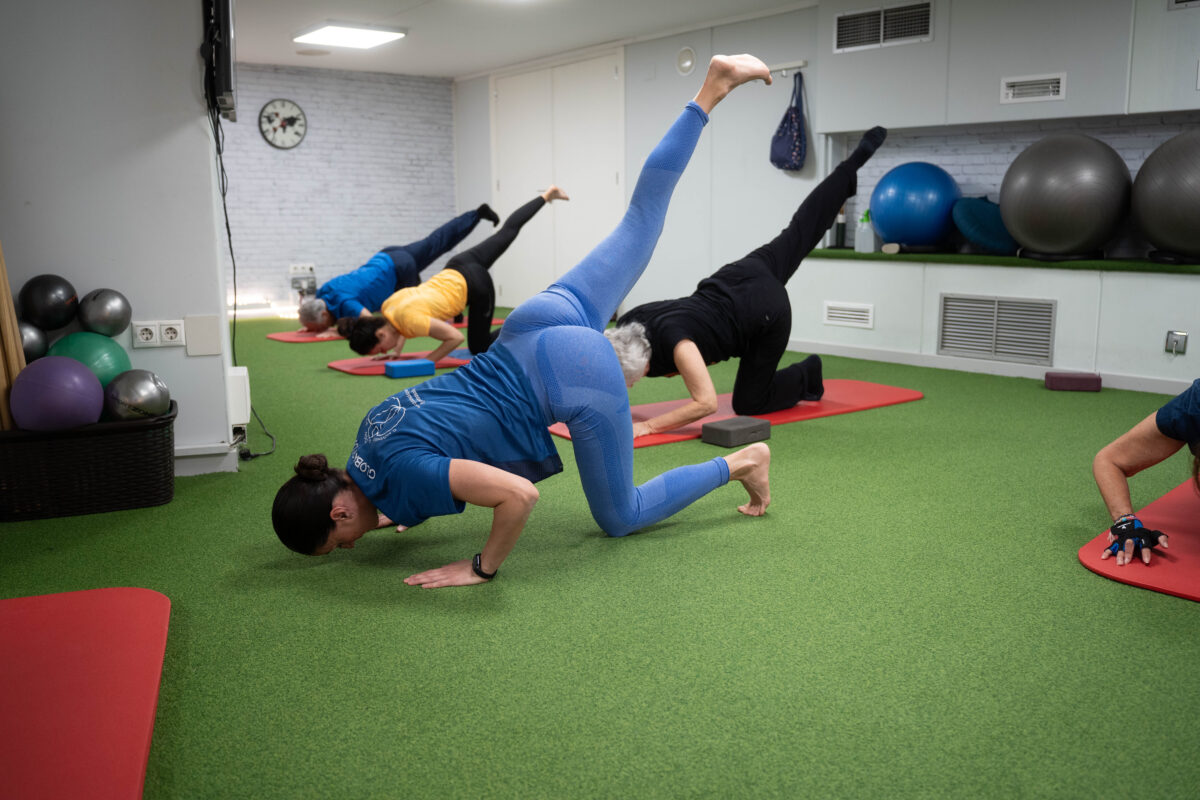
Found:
[870,162,962,246]
[1000,133,1130,255]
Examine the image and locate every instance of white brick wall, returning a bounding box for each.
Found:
[217,64,459,309]
[842,109,1200,253]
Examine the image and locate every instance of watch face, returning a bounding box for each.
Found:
[259,99,307,149]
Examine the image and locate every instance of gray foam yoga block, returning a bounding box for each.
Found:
[700,416,770,447]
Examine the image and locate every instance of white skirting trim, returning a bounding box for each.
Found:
[789,339,1190,396]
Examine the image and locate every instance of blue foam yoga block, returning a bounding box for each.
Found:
[384,359,435,378]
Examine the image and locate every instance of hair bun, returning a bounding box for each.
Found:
[294,454,329,481]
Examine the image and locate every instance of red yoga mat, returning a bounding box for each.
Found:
[267,329,345,343]
[549,378,924,447]
[268,318,503,342]
[1078,479,1200,602]
[0,587,171,800]
[328,349,472,375]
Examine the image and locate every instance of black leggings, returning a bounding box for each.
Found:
[445,195,547,354]
[729,160,858,415]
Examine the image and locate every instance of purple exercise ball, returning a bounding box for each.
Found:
[10,356,104,431]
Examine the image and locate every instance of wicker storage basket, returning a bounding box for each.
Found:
[0,401,177,522]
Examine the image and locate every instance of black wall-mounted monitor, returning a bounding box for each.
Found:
[202,0,237,121]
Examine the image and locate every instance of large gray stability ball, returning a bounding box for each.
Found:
[17,273,78,330]
[78,288,133,336]
[104,369,171,420]
[1000,133,1131,255]
[20,320,48,362]
[1132,130,1200,258]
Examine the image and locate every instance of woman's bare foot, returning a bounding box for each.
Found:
[725,442,771,516]
[542,185,569,203]
[692,54,772,114]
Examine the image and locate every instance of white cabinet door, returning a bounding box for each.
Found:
[492,68,555,307]
[814,0,950,133]
[1129,0,1200,114]
[491,53,625,309]
[946,0,1132,124]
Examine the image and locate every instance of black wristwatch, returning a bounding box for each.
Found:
[472,552,497,580]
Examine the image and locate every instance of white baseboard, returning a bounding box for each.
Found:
[174,443,240,475]
[789,339,1189,396]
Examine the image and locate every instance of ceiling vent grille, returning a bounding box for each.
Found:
[1001,73,1066,103]
[823,300,875,329]
[938,294,1055,365]
[835,3,932,53]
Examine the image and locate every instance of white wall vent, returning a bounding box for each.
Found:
[1001,72,1066,104]
[1170,0,1200,11]
[823,300,875,329]
[938,294,1055,365]
[834,3,932,53]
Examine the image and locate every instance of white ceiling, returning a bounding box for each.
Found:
[234,0,809,79]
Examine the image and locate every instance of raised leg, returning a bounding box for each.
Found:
[395,208,486,272]
[505,55,771,336]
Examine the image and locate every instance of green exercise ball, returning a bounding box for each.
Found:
[47,331,132,387]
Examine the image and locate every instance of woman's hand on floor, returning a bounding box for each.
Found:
[404,559,488,588]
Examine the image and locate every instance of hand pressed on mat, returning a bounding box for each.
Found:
[1101,516,1168,566]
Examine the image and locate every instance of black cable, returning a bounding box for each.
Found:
[203,42,276,461]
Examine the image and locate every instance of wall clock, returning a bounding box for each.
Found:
[259,98,307,149]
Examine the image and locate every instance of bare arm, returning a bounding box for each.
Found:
[1092,412,1184,520]
[403,459,539,588]
[632,340,718,437]
[423,318,466,364]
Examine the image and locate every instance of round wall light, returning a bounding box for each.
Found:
[676,47,696,76]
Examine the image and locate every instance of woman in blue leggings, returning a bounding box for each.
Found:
[271,55,773,588]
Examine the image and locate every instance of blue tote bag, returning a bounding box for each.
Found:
[769,72,807,171]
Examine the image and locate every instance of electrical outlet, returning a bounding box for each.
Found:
[159,320,186,346]
[1166,330,1188,355]
[132,321,159,348]
[289,263,315,276]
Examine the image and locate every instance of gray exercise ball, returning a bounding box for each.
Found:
[20,320,48,362]
[1132,130,1200,258]
[1000,133,1131,255]
[103,369,171,420]
[78,288,133,336]
[18,273,78,330]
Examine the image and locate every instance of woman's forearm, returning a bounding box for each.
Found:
[638,398,716,436]
[1092,455,1135,520]
[425,334,464,364]
[478,487,539,574]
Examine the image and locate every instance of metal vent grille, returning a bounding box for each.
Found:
[835,10,883,50]
[823,301,875,329]
[1171,0,1200,10]
[883,4,932,42]
[938,294,1055,365]
[835,3,931,52]
[1001,73,1066,104]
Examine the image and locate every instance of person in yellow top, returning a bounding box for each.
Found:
[339,185,568,364]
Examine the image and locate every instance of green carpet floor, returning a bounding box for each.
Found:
[3,314,1198,799]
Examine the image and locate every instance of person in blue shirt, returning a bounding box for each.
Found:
[272,54,774,588]
[1091,379,1200,565]
[297,203,500,335]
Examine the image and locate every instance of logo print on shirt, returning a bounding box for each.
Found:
[364,396,407,443]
